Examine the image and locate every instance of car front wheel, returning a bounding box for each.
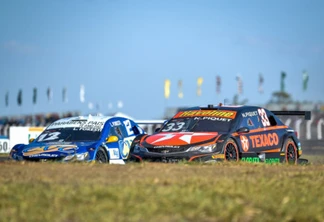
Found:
[95,147,108,163]
[223,138,239,162]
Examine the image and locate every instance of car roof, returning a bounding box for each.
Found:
[182,104,264,112]
[46,115,127,129]
[54,115,115,123]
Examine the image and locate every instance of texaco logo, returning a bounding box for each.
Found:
[240,135,249,152]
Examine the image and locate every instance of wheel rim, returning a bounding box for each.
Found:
[95,150,107,163]
[225,143,238,161]
[286,143,297,164]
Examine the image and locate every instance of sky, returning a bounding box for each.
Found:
[0,0,324,120]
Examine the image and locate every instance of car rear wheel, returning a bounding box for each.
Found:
[95,147,108,163]
[224,139,239,161]
[284,138,297,164]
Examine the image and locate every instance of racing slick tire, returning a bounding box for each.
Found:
[283,138,297,164]
[223,138,239,162]
[95,147,109,163]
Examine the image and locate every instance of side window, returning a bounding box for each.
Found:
[239,110,263,129]
[115,126,123,138]
[239,116,262,130]
[266,110,278,126]
[109,126,123,139]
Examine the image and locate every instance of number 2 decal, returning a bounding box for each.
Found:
[123,120,134,136]
[258,108,270,127]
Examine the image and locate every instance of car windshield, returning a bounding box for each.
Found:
[36,128,102,142]
[160,117,232,133]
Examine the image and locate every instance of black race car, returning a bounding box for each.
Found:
[130,104,310,164]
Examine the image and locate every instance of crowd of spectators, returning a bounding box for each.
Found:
[0,112,80,137]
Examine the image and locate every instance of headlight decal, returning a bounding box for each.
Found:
[187,144,216,153]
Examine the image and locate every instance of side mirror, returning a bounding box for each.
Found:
[236,127,249,134]
[106,136,119,143]
[29,138,35,143]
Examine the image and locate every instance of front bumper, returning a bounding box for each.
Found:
[130,150,224,163]
[10,151,90,162]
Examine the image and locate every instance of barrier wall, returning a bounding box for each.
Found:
[0,136,10,153]
[9,127,45,151]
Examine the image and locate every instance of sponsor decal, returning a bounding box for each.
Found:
[110,120,121,126]
[109,148,120,159]
[241,111,258,118]
[121,137,134,159]
[240,135,249,152]
[193,116,231,122]
[174,110,237,119]
[265,158,280,164]
[77,121,104,132]
[247,119,254,126]
[242,157,279,163]
[30,153,58,158]
[249,133,279,148]
[23,145,76,156]
[241,157,260,163]
[150,133,217,145]
[48,120,105,131]
[212,154,224,159]
[154,145,180,148]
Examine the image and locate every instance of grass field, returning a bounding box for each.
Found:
[0,154,324,222]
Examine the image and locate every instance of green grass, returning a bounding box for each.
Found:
[1,156,324,222]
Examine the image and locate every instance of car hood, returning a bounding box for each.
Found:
[142,132,219,148]
[21,142,97,159]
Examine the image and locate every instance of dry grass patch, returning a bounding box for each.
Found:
[0,159,324,222]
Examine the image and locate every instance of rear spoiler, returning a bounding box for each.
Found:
[271,111,311,120]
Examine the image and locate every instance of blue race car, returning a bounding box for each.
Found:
[10,115,146,164]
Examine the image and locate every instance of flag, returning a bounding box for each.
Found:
[117,100,124,109]
[32,87,37,104]
[178,80,183,98]
[17,89,22,106]
[280,72,286,92]
[62,87,68,103]
[164,79,171,99]
[47,87,52,102]
[80,84,85,103]
[303,70,309,91]
[216,76,221,94]
[88,102,94,110]
[236,75,243,95]
[5,91,9,107]
[258,73,264,94]
[197,77,203,96]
